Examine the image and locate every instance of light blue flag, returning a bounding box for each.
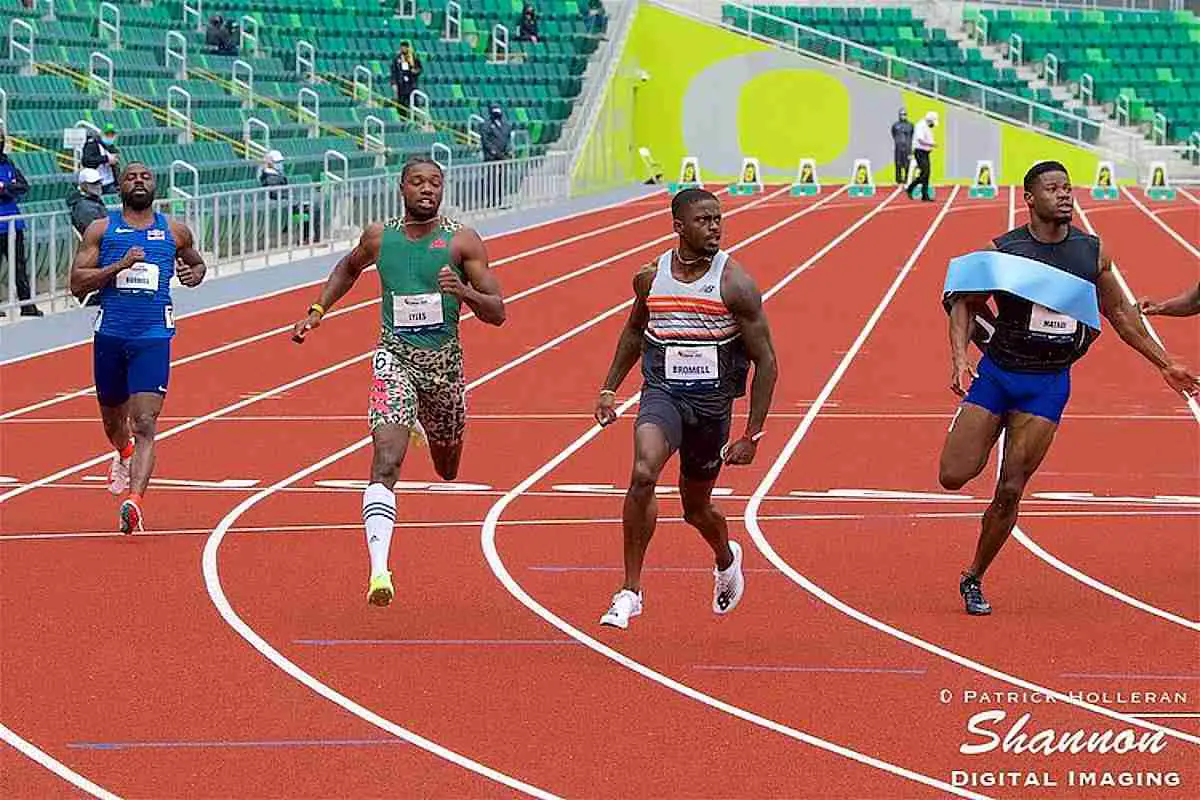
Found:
[942,251,1101,331]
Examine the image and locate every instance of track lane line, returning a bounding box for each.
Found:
[0,724,119,800]
[744,185,1200,745]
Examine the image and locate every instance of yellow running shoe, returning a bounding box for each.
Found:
[367,572,394,607]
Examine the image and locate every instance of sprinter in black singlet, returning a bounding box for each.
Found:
[592,188,778,630]
[939,161,1199,615]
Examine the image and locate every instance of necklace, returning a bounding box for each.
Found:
[674,249,710,266]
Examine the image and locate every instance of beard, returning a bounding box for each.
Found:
[122,188,155,211]
[404,200,439,221]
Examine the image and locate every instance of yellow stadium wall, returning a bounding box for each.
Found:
[578,3,1122,189]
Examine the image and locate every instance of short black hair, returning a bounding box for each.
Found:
[671,187,718,219]
[401,155,443,182]
[1023,160,1069,192]
[119,161,150,179]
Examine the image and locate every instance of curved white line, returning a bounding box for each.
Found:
[200,190,833,795]
[479,188,992,798]
[0,723,120,799]
[744,186,1200,746]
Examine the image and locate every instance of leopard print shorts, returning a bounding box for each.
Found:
[367,330,466,445]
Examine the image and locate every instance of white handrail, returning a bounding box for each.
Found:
[243,116,270,157]
[467,113,484,146]
[8,19,35,68]
[232,58,254,106]
[1044,52,1059,86]
[1151,112,1168,146]
[1188,131,1200,166]
[395,0,416,20]
[410,88,431,127]
[167,85,194,142]
[974,14,988,47]
[0,87,7,134]
[183,0,203,33]
[491,24,509,64]
[295,40,315,82]
[34,0,55,22]
[89,52,115,110]
[443,1,462,42]
[510,128,531,159]
[165,30,188,80]
[363,115,386,153]
[170,159,200,199]
[1116,94,1131,127]
[323,150,349,182]
[1079,72,1094,106]
[1008,33,1023,66]
[431,142,452,170]
[353,65,374,105]
[239,15,259,58]
[297,86,320,136]
[98,2,121,50]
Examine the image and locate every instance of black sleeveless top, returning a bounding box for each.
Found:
[985,225,1101,373]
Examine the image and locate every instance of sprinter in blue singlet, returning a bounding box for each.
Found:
[938,161,1199,616]
[69,162,206,533]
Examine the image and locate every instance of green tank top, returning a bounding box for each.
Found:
[378,216,464,349]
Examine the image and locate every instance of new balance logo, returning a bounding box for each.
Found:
[114,227,134,233]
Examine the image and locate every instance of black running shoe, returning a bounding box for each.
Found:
[959,573,992,616]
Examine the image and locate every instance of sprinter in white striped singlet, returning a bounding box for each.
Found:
[593,188,778,630]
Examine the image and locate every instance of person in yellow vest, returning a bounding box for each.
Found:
[291,156,506,607]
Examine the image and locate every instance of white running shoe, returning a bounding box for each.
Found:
[712,540,745,614]
[107,452,131,496]
[599,589,643,629]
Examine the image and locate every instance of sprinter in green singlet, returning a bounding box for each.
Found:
[292,156,506,607]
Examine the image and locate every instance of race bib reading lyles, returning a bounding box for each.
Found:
[392,293,444,332]
[115,262,159,293]
[665,345,719,386]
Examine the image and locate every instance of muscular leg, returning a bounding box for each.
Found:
[679,474,733,570]
[100,401,131,451]
[938,403,1003,491]
[126,392,163,496]
[369,424,411,489]
[428,440,462,481]
[621,423,673,593]
[969,411,1058,577]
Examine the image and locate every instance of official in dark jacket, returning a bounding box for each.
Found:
[0,134,40,316]
[891,108,914,184]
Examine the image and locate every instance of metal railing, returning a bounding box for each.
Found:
[243,116,270,157]
[1151,112,1168,146]
[183,0,203,33]
[1008,33,1023,66]
[672,0,1143,162]
[89,52,115,111]
[167,85,193,143]
[98,2,121,50]
[239,16,260,58]
[1079,72,1094,106]
[969,1,1183,10]
[1043,52,1059,86]
[1188,131,1200,167]
[353,65,374,106]
[166,30,188,80]
[1,152,572,318]
[491,24,509,64]
[396,0,416,20]
[297,87,320,136]
[295,40,315,83]
[444,1,462,43]
[232,59,254,106]
[8,19,35,72]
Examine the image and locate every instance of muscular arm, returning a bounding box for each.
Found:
[170,220,207,287]
[69,218,127,296]
[1098,245,1200,396]
[724,263,777,440]
[949,293,992,365]
[315,223,382,311]
[1142,283,1200,317]
[600,265,654,393]
[449,227,505,325]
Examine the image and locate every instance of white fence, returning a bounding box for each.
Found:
[1,152,571,318]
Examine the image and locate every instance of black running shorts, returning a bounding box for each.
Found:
[636,385,732,481]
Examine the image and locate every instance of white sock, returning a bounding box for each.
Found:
[362,483,396,576]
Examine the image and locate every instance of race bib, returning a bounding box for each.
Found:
[392,293,444,331]
[1029,303,1078,336]
[115,261,159,293]
[665,345,719,385]
[164,305,175,329]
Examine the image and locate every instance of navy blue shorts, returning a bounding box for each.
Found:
[636,385,732,481]
[93,334,171,407]
[963,354,1071,424]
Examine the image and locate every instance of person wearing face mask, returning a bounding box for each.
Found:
[890,108,914,185]
[68,168,108,237]
[0,132,40,317]
[905,111,938,202]
[81,125,121,195]
[480,105,513,206]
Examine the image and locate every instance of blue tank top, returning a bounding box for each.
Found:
[96,211,177,339]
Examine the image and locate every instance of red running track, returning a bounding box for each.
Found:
[1,187,1196,799]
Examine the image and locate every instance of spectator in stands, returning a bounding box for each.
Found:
[518,4,540,43]
[585,0,606,38]
[68,168,107,237]
[890,108,914,185]
[205,15,238,55]
[481,104,512,163]
[81,125,120,195]
[391,41,422,109]
[0,133,41,317]
[258,149,287,198]
[905,111,937,202]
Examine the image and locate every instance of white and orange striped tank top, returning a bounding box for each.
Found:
[641,249,748,399]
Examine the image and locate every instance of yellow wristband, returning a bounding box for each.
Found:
[309,303,326,318]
